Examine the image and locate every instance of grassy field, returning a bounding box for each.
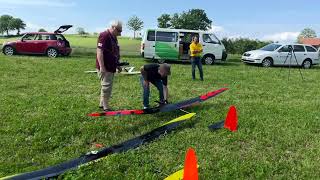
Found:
[0,36,320,179]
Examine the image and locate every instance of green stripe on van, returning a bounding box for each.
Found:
[155,42,178,60]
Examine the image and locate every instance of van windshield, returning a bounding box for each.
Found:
[260,44,281,51]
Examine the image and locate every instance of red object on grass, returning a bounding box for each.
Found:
[183,148,199,180]
[95,143,104,148]
[224,105,238,131]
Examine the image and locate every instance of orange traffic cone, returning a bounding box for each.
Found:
[183,148,199,180]
[224,105,238,132]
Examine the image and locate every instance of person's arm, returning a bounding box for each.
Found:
[97,48,106,73]
[140,66,149,86]
[199,44,203,53]
[163,85,168,102]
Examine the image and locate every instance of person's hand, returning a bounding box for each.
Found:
[143,80,149,87]
[100,67,106,74]
[117,66,122,73]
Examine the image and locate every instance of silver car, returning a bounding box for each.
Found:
[242,43,320,69]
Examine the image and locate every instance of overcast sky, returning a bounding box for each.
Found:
[0,0,319,42]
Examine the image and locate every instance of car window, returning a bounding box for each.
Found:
[278,45,291,52]
[49,34,57,40]
[306,46,317,52]
[55,34,65,41]
[22,34,37,41]
[293,45,305,52]
[156,31,177,42]
[261,44,281,51]
[37,34,51,40]
[203,34,220,44]
[147,31,155,41]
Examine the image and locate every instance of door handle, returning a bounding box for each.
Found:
[153,45,155,47]
[203,45,206,47]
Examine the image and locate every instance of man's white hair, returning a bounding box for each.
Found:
[110,20,122,28]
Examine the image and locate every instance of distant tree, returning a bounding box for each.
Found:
[157,14,171,28]
[76,27,87,35]
[9,18,26,35]
[127,15,144,39]
[157,9,212,30]
[38,28,47,32]
[0,15,14,35]
[297,28,317,42]
[221,38,271,54]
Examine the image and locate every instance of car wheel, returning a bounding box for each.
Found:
[47,48,58,58]
[302,59,312,69]
[157,59,166,64]
[3,46,14,56]
[203,55,215,65]
[262,58,272,67]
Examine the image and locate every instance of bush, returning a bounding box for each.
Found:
[221,38,271,54]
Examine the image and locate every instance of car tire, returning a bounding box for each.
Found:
[47,48,58,58]
[3,46,15,56]
[202,54,215,65]
[262,58,273,67]
[302,59,312,69]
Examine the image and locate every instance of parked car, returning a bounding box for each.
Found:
[242,43,320,69]
[2,25,72,58]
[141,28,227,65]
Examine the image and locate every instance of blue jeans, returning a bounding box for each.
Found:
[191,56,203,80]
[140,76,164,107]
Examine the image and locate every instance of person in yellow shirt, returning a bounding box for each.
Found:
[189,36,203,81]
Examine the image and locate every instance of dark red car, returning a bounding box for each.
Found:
[2,25,72,58]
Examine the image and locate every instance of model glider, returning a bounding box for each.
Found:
[2,113,196,180]
[89,87,228,117]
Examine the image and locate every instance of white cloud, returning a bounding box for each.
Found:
[209,25,224,33]
[262,32,299,42]
[0,0,76,7]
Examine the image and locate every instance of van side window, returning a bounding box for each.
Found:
[306,46,317,52]
[293,45,305,52]
[156,31,177,42]
[203,34,220,44]
[147,31,155,41]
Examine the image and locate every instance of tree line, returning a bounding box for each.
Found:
[0,15,26,36]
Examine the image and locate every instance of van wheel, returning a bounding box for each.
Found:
[302,59,312,69]
[3,46,15,56]
[262,58,273,67]
[157,59,166,64]
[202,55,215,65]
[47,48,58,58]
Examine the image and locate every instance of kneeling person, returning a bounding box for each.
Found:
[140,63,171,109]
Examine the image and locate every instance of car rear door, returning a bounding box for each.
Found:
[292,45,307,65]
[305,45,318,63]
[155,31,179,60]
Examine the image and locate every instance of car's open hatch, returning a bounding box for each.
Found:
[54,25,73,34]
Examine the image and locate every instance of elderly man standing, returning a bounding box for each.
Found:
[96,20,122,111]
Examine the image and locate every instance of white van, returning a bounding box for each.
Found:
[141,28,227,65]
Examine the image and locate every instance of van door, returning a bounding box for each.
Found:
[201,33,223,60]
[144,30,156,58]
[305,45,318,62]
[155,31,179,60]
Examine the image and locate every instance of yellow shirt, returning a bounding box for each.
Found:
[189,42,203,57]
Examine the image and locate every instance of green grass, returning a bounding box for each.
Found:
[1,49,320,179]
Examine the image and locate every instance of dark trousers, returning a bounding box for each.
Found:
[191,56,203,80]
[140,76,164,107]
